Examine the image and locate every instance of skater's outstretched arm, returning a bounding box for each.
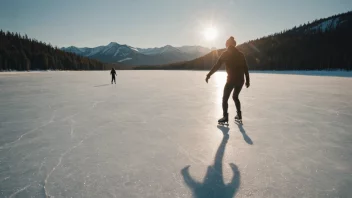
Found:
[206,52,226,83]
[243,55,250,88]
[226,163,241,196]
[181,166,201,189]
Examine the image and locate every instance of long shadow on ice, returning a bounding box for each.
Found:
[235,122,253,145]
[94,84,111,87]
[181,126,240,198]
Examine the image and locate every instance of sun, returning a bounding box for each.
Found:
[203,27,218,41]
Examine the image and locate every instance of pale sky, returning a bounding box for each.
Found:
[1,0,351,48]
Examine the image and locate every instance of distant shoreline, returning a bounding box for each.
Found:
[248,70,352,78]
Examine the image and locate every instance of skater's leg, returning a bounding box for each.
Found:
[222,83,234,117]
[233,82,244,115]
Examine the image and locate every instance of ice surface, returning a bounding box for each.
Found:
[0,71,351,198]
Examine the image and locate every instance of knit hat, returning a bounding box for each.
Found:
[226,36,237,47]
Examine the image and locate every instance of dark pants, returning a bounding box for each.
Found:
[222,82,244,116]
[111,76,116,84]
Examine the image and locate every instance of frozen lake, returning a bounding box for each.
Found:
[0,71,351,198]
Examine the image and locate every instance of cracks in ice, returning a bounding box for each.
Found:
[43,137,85,197]
[43,121,112,197]
[49,110,56,123]
[0,176,10,183]
[0,110,57,150]
[9,184,31,198]
[60,112,80,122]
[69,119,76,138]
[38,158,46,173]
[0,109,84,150]
[90,100,105,109]
[20,110,56,142]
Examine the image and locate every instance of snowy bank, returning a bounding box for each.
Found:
[249,70,352,78]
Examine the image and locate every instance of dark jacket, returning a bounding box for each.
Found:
[110,69,116,76]
[215,46,249,85]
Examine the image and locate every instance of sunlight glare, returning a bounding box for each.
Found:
[203,27,218,41]
[215,72,227,103]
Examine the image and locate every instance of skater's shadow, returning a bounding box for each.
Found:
[235,122,253,145]
[181,132,240,198]
[94,84,110,87]
[217,125,230,135]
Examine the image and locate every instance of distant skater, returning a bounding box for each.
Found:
[205,36,250,124]
[110,68,117,84]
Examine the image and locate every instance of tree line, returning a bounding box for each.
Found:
[0,30,107,71]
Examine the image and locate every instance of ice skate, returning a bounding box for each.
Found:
[218,114,229,125]
[234,111,243,124]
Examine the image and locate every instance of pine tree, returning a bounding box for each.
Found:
[0,29,107,71]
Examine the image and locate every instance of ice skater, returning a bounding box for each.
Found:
[110,68,117,84]
[205,36,250,124]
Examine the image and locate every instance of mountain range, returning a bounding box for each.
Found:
[135,11,352,71]
[61,43,211,66]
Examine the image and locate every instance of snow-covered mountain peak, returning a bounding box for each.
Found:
[107,42,119,47]
[160,45,182,54]
[62,46,85,54]
[61,43,211,65]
